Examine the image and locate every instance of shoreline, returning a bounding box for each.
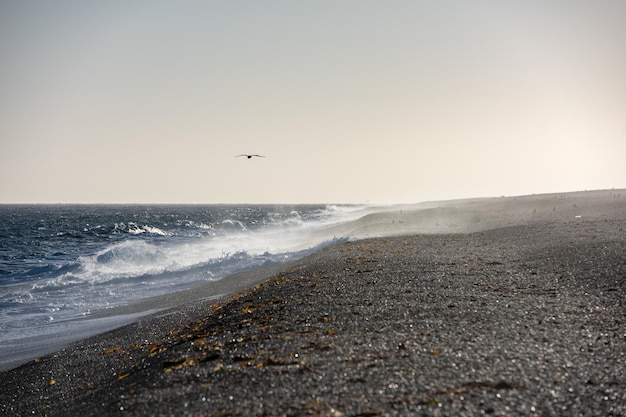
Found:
[4,188,622,372]
[1,190,625,415]
[0,257,308,373]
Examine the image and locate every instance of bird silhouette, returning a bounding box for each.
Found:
[235,154,266,159]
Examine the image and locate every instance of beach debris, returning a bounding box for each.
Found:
[161,347,223,373]
[420,397,442,406]
[303,341,333,351]
[302,399,345,416]
[429,380,524,397]
[103,346,121,355]
[163,358,195,372]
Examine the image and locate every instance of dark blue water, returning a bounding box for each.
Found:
[0,204,370,370]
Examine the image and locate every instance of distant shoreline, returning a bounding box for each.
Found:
[2,188,624,415]
[1,189,623,373]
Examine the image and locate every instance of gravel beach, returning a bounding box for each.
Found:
[1,191,625,416]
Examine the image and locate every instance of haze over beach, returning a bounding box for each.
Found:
[2,4,626,415]
[1,1,625,204]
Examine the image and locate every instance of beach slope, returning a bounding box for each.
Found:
[1,190,625,416]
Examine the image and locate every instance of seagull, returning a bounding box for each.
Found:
[235,154,266,159]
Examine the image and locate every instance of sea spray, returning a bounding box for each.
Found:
[0,204,371,370]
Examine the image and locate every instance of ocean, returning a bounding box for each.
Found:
[0,204,373,371]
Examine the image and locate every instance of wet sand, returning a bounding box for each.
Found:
[1,190,625,416]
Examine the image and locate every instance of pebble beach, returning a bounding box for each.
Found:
[1,190,625,416]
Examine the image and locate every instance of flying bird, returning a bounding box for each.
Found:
[236,154,266,159]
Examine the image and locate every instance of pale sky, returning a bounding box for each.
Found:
[1,1,625,204]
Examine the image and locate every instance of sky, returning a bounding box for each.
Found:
[1,1,625,204]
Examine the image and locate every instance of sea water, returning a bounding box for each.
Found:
[0,204,371,370]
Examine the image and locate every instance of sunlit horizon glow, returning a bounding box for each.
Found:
[1,1,625,204]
